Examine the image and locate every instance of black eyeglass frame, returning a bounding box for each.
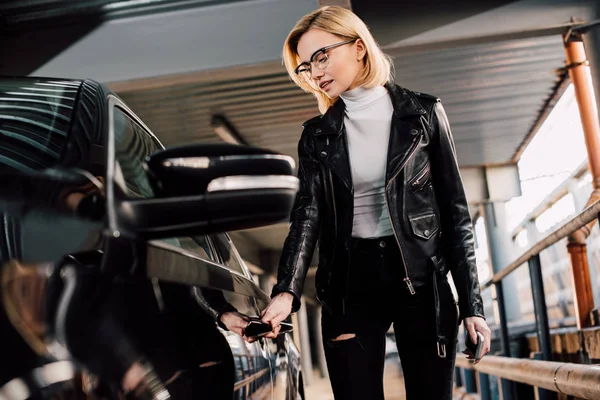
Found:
[294,39,357,75]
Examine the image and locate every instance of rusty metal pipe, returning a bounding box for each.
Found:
[567,241,595,328]
[564,36,600,328]
[564,37,600,182]
[456,355,600,399]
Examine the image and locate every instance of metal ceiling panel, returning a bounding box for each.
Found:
[118,34,567,168]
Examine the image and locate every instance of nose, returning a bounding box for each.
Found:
[310,66,324,81]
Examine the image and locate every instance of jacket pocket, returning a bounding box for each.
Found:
[408,211,440,240]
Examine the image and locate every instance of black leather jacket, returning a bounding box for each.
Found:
[272,82,484,322]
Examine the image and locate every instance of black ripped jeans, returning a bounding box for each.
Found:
[321,235,459,400]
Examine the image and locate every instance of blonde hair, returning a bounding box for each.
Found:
[282,6,393,114]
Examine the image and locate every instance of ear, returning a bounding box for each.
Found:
[355,39,367,61]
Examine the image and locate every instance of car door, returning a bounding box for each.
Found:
[210,232,275,400]
[107,92,278,398]
[0,77,107,392]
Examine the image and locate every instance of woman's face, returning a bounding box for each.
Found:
[296,28,366,98]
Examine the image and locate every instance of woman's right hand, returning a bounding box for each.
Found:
[260,292,295,339]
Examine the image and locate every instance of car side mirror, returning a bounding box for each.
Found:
[114,143,299,238]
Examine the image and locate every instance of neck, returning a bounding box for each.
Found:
[339,85,388,112]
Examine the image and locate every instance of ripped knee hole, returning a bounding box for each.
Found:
[329,333,356,342]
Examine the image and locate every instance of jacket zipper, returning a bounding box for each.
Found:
[342,126,354,314]
[385,134,423,295]
[409,163,431,191]
[329,169,337,262]
[316,135,337,315]
[325,136,337,286]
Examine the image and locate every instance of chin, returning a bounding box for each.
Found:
[324,87,342,99]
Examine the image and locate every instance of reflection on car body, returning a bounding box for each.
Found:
[0,77,304,399]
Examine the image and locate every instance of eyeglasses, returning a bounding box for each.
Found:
[294,39,356,76]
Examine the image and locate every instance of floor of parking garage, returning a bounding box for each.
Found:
[304,359,406,400]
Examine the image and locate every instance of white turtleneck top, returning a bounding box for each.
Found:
[339,85,394,238]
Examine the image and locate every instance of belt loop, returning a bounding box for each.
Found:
[437,340,447,358]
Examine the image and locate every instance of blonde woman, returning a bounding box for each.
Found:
[260,6,491,399]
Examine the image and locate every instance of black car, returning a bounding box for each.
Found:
[0,77,305,399]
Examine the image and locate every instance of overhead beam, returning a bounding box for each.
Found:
[211,115,247,145]
[109,60,285,93]
[384,23,579,55]
[318,0,352,9]
[382,0,596,54]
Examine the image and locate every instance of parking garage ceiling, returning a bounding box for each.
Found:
[1,0,597,263]
[2,0,593,167]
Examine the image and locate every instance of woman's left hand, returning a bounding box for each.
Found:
[463,316,492,363]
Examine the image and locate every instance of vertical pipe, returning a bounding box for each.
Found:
[566,243,595,328]
[580,2,600,108]
[568,180,600,307]
[564,36,600,179]
[528,254,557,400]
[564,32,600,329]
[455,367,464,387]
[495,282,515,400]
[478,372,492,400]
[528,254,552,361]
[462,368,478,393]
[495,283,511,358]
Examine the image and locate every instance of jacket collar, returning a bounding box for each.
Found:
[312,82,426,136]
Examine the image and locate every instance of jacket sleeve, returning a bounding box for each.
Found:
[429,100,485,320]
[271,128,321,312]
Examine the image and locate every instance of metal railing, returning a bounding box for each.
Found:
[456,355,600,399]
[457,200,600,399]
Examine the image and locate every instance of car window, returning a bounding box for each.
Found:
[178,236,215,261]
[112,106,161,198]
[212,233,248,276]
[0,78,79,172]
[157,236,216,262]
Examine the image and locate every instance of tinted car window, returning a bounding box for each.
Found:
[158,236,216,262]
[113,106,161,198]
[212,233,247,275]
[0,78,80,172]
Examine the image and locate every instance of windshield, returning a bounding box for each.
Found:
[0,78,81,173]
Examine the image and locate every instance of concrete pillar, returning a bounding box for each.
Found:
[482,202,522,322]
[483,202,519,399]
[312,306,329,379]
[297,297,314,386]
